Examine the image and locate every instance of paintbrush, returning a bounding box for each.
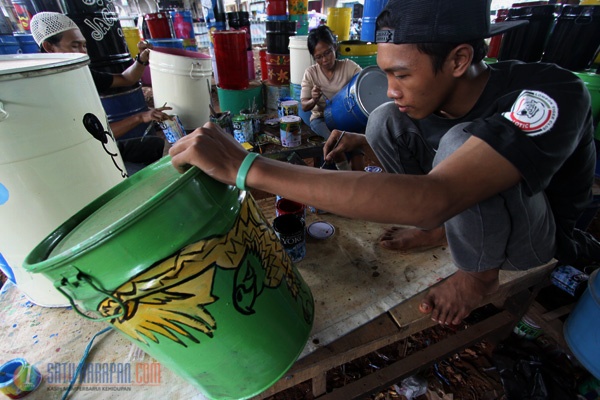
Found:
[141,102,167,141]
[320,130,345,169]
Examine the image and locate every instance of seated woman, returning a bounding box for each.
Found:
[30,12,171,176]
[301,26,364,170]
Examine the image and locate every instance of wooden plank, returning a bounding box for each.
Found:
[317,311,517,400]
[526,301,570,350]
[252,312,404,398]
[541,303,575,321]
[312,373,327,397]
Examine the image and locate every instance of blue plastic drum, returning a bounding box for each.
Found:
[324,66,390,133]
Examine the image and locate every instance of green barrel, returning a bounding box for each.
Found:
[574,71,600,140]
[217,81,264,116]
[23,156,314,400]
[338,54,378,68]
[338,40,378,68]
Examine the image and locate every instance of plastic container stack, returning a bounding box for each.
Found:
[227,11,255,80]
[288,0,309,35]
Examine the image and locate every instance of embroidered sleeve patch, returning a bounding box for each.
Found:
[502,90,558,136]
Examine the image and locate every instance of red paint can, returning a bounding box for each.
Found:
[276,198,306,226]
[144,12,173,39]
[259,48,268,81]
[213,30,249,90]
[266,0,287,17]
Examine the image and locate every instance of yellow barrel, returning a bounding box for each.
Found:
[326,7,352,41]
[123,27,141,58]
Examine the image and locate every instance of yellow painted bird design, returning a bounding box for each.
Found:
[97,195,313,346]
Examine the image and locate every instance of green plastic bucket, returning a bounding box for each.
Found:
[23,156,314,400]
[574,70,600,140]
[217,80,264,115]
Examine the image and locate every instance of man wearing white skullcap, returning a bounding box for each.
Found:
[30,12,171,175]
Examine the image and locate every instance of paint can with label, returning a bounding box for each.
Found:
[158,114,186,143]
[273,214,306,263]
[279,115,301,147]
[551,264,589,298]
[232,115,253,143]
[240,108,261,136]
[209,111,233,135]
[277,99,299,118]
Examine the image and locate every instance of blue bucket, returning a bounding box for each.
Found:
[147,38,184,49]
[324,65,390,133]
[13,33,39,53]
[564,268,600,379]
[100,85,151,140]
[0,35,21,54]
[360,0,388,42]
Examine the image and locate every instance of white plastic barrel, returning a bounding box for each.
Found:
[150,48,213,130]
[0,53,127,307]
[289,35,312,85]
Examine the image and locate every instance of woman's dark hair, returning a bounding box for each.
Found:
[307,25,337,56]
[375,9,489,74]
[39,32,64,53]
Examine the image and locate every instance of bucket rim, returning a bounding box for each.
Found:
[150,47,211,61]
[354,65,387,115]
[0,54,90,80]
[23,157,202,271]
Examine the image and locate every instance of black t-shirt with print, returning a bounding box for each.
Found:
[422,60,597,262]
[90,68,114,93]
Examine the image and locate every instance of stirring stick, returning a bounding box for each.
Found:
[207,81,215,117]
[320,130,345,169]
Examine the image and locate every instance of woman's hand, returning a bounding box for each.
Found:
[169,122,248,185]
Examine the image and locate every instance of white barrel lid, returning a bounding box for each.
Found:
[0,53,90,81]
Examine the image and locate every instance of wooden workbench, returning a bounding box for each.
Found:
[0,196,555,400]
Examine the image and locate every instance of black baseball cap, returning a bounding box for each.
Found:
[375,0,528,44]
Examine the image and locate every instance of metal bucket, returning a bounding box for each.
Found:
[0,53,127,307]
[149,47,212,130]
[324,65,390,133]
[23,156,314,399]
[360,0,388,42]
[542,5,600,71]
[100,83,151,140]
[217,80,264,116]
[288,35,310,85]
[63,0,132,76]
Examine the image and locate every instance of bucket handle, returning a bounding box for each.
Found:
[0,101,9,122]
[55,268,126,322]
[189,62,203,80]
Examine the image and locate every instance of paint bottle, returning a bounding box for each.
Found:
[550,264,589,299]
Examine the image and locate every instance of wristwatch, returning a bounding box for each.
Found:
[135,54,149,66]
